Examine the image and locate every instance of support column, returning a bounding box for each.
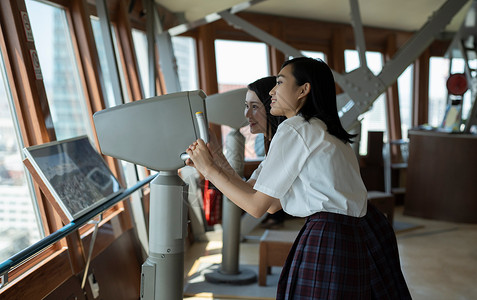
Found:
[140,171,187,300]
[204,129,256,284]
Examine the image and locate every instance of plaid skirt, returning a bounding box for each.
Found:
[276,202,411,299]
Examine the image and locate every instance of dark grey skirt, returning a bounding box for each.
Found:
[276,202,411,299]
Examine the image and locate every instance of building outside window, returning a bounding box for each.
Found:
[0,48,42,263]
[26,0,93,141]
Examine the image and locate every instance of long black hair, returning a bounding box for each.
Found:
[248,76,286,151]
[281,57,356,144]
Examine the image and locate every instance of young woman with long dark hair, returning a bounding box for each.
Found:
[186,57,410,299]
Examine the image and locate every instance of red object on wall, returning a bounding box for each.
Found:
[203,180,222,226]
[447,73,468,95]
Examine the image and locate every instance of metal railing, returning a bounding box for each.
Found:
[0,174,156,286]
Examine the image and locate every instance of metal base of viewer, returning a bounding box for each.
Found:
[204,266,257,285]
[140,172,187,300]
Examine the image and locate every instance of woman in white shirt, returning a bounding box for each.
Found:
[187,57,410,299]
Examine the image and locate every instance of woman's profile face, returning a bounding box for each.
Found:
[269,64,307,118]
[244,90,267,135]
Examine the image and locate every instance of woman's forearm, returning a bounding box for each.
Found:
[205,164,276,218]
[213,150,243,181]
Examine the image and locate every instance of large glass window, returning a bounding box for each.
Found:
[215,40,269,93]
[132,32,199,98]
[91,17,117,108]
[398,65,414,139]
[131,29,150,98]
[0,50,42,263]
[428,57,451,127]
[172,36,199,92]
[26,0,93,141]
[91,17,130,108]
[344,50,386,155]
[92,23,149,249]
[215,40,269,159]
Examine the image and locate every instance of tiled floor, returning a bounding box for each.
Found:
[184,206,477,299]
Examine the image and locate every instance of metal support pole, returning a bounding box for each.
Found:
[204,129,256,284]
[144,0,157,97]
[222,129,245,274]
[148,0,181,93]
[156,31,182,93]
[143,0,182,95]
[349,0,367,68]
[140,171,188,300]
[81,214,103,290]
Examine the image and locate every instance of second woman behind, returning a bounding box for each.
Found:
[245,76,287,227]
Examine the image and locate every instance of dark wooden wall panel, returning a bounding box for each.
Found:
[405,131,477,223]
[43,229,143,300]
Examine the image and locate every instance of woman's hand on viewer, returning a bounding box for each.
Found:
[186,139,216,178]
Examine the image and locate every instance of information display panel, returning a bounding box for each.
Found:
[24,135,123,223]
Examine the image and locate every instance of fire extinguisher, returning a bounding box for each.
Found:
[203,180,222,226]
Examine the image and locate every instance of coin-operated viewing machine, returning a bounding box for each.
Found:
[93,90,208,300]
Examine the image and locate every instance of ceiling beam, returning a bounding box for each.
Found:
[167,0,268,36]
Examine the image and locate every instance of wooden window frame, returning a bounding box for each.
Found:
[0,0,65,284]
[0,1,142,295]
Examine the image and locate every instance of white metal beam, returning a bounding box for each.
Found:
[144,0,157,97]
[349,0,367,68]
[379,0,469,87]
[155,31,182,93]
[163,0,470,130]
[338,0,470,128]
[213,0,469,129]
[167,0,269,36]
[218,10,303,58]
[144,0,182,94]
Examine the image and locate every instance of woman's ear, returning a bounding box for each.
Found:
[298,82,311,100]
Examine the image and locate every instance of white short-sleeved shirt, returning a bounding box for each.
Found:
[251,116,367,217]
